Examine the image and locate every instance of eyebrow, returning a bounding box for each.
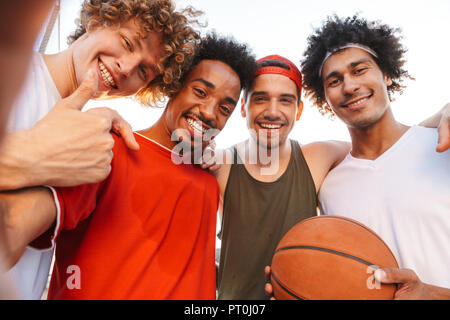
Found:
[192,78,238,106]
[324,58,374,81]
[133,32,160,77]
[225,97,238,106]
[251,91,297,100]
[192,78,215,89]
[134,32,143,49]
[280,93,297,100]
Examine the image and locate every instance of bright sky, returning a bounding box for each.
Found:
[44,0,450,149]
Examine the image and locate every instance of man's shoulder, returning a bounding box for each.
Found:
[300,140,350,162]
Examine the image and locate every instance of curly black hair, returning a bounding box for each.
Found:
[180,32,257,95]
[301,14,414,115]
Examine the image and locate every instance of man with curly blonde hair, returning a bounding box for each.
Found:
[1,0,202,300]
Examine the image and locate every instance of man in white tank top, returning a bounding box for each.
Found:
[301,15,450,299]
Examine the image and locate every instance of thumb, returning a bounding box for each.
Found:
[436,121,450,152]
[61,68,98,110]
[374,267,415,285]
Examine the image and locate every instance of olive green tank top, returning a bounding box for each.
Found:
[217,140,317,300]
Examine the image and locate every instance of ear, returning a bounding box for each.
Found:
[85,20,100,34]
[384,75,393,87]
[296,101,304,121]
[241,98,246,118]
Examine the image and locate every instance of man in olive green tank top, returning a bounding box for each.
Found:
[212,55,351,299]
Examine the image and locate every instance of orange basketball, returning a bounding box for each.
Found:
[270,215,399,300]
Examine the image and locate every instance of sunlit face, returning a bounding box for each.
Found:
[243,74,299,149]
[72,18,163,100]
[322,47,392,129]
[163,59,241,151]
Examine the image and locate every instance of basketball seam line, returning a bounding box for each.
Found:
[275,245,377,267]
[271,273,305,300]
[304,216,398,264]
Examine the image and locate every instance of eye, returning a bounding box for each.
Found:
[122,35,133,52]
[354,67,368,75]
[253,96,267,103]
[327,78,341,88]
[193,87,206,97]
[280,97,295,105]
[219,105,231,116]
[139,65,147,81]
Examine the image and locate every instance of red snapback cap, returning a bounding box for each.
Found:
[255,55,304,120]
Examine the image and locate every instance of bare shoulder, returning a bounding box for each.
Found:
[301,140,350,169]
[299,140,351,193]
[213,148,234,199]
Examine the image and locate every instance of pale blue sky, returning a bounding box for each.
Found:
[43,0,450,148]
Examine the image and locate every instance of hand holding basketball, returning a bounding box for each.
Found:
[374,267,434,300]
[270,215,399,300]
[264,266,276,300]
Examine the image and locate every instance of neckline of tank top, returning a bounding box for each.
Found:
[345,125,416,166]
[233,140,297,185]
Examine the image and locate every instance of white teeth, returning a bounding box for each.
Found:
[260,123,281,129]
[99,61,116,88]
[347,97,368,107]
[186,117,205,133]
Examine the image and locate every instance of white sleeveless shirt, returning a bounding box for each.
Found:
[6,52,60,299]
[319,126,450,288]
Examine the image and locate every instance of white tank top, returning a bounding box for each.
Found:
[319,126,450,288]
[6,52,61,299]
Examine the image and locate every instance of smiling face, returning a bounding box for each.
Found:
[243,74,299,149]
[163,59,241,151]
[72,18,163,100]
[321,47,392,129]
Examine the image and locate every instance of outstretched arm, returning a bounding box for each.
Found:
[0,187,56,270]
[419,103,450,152]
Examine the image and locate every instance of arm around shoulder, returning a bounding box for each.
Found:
[419,102,450,152]
[302,140,351,193]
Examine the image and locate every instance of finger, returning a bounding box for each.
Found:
[61,68,98,111]
[436,119,450,152]
[208,139,216,150]
[202,150,215,166]
[264,283,273,296]
[264,265,272,282]
[207,163,221,172]
[374,267,416,285]
[111,117,139,151]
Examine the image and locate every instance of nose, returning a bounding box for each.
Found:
[116,54,140,79]
[199,100,217,126]
[342,75,360,95]
[264,98,281,119]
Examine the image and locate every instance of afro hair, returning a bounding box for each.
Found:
[301,14,414,115]
[180,32,257,95]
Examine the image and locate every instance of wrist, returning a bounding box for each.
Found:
[0,131,38,190]
[425,284,450,300]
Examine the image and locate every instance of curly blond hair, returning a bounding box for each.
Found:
[68,0,202,106]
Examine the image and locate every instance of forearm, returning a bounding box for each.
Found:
[419,103,449,127]
[419,112,441,128]
[0,130,40,190]
[426,284,450,300]
[0,186,57,269]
